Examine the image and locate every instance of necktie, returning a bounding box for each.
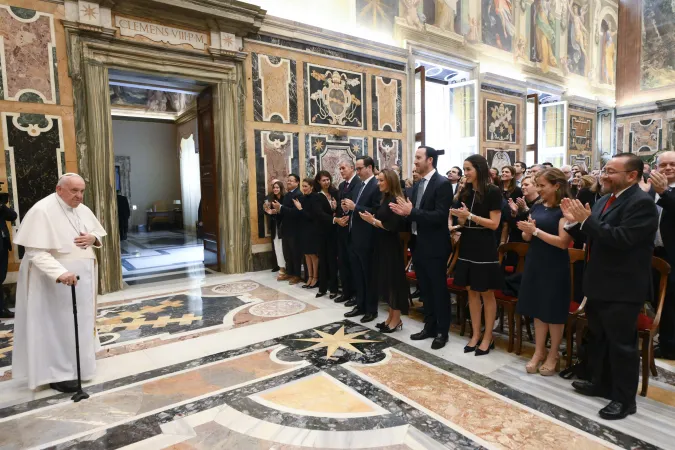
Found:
[411,178,427,235]
[588,194,617,262]
[350,181,367,230]
[343,181,350,193]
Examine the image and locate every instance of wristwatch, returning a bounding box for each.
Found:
[533,229,539,237]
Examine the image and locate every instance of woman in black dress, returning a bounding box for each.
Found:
[293,178,319,288]
[500,166,524,201]
[262,180,285,277]
[515,168,573,376]
[359,169,408,333]
[450,155,503,356]
[311,171,339,298]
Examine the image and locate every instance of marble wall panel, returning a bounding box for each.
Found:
[374,138,401,171]
[616,123,625,154]
[569,114,593,160]
[372,76,402,132]
[0,6,59,104]
[305,135,366,184]
[2,112,63,226]
[255,130,299,238]
[486,148,517,171]
[629,118,663,154]
[252,53,297,124]
[305,63,365,129]
[485,99,518,144]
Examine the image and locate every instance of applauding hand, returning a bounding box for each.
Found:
[561,198,592,223]
[359,211,376,225]
[450,203,471,220]
[648,171,669,194]
[517,217,537,236]
[389,196,412,216]
[293,198,302,210]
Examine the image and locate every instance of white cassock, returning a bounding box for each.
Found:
[12,193,106,389]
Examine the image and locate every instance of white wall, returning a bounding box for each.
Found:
[112,119,181,227]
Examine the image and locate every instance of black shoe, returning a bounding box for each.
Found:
[431,334,448,350]
[360,313,377,323]
[410,329,435,341]
[572,380,610,398]
[345,299,357,307]
[599,401,636,420]
[464,343,477,353]
[411,289,421,298]
[344,307,364,318]
[654,345,675,360]
[376,321,387,329]
[0,308,14,319]
[50,380,79,393]
[316,292,326,298]
[475,341,495,356]
[302,283,311,289]
[381,322,403,333]
[271,266,280,273]
[334,295,349,303]
[329,293,339,300]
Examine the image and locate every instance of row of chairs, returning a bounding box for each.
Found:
[405,237,670,396]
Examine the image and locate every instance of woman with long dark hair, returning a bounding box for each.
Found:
[359,169,408,333]
[450,154,503,356]
[500,166,523,201]
[293,178,320,288]
[516,168,573,376]
[263,180,286,278]
[312,170,339,298]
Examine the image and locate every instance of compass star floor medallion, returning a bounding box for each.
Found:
[294,325,380,359]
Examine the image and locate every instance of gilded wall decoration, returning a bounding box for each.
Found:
[569,115,592,153]
[356,0,399,34]
[0,6,58,104]
[566,1,590,76]
[530,0,559,73]
[629,119,662,154]
[599,16,617,85]
[372,76,402,132]
[485,100,517,143]
[2,113,65,259]
[482,0,515,52]
[374,138,402,171]
[252,53,297,124]
[255,130,299,238]
[306,64,364,129]
[486,148,517,172]
[306,135,366,183]
[641,0,675,89]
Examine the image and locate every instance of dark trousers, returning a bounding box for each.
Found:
[413,253,450,335]
[0,249,8,311]
[282,234,302,278]
[349,246,375,314]
[337,234,354,298]
[652,250,675,353]
[586,300,642,406]
[318,234,338,294]
[119,219,129,240]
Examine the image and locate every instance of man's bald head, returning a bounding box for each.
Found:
[657,151,675,184]
[56,173,86,208]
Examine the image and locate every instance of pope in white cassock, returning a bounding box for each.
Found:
[12,173,106,393]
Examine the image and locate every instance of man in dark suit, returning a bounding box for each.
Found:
[0,192,17,318]
[561,152,658,420]
[391,147,453,349]
[334,160,362,304]
[273,174,303,285]
[343,156,381,322]
[116,191,131,241]
[648,151,675,360]
[446,166,462,197]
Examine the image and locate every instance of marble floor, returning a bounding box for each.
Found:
[0,270,674,449]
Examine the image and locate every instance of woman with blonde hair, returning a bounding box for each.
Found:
[515,168,573,376]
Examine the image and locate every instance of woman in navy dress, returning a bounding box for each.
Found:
[293,178,320,288]
[451,155,503,356]
[516,168,573,376]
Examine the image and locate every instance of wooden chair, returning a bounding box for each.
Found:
[493,242,529,353]
[444,236,468,332]
[566,256,671,396]
[564,248,587,368]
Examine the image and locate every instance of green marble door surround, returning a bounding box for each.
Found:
[63,21,255,294]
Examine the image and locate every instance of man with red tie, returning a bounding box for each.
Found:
[561,153,658,420]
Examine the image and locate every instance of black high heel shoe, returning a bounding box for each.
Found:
[464,338,480,353]
[381,322,402,333]
[376,321,387,329]
[474,340,495,356]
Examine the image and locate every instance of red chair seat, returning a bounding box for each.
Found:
[504,266,515,274]
[406,271,417,280]
[494,289,517,301]
[446,277,465,291]
[569,301,581,314]
[638,313,654,331]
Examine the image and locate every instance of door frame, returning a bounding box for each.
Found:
[64,24,252,293]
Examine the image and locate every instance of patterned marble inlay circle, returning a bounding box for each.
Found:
[211,281,260,295]
[248,300,306,318]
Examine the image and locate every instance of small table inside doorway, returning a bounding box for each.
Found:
[146,210,183,231]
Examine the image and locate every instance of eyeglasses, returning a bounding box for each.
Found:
[600,169,632,176]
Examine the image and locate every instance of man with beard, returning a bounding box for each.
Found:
[562,153,658,420]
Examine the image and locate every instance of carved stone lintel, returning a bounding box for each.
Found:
[208,47,248,61]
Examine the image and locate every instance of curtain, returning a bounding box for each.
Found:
[179,135,201,233]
